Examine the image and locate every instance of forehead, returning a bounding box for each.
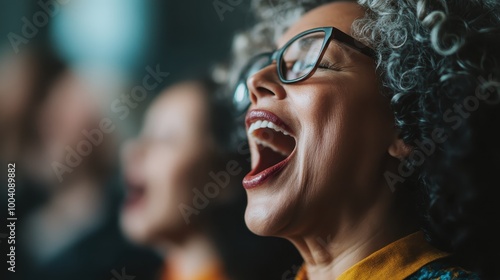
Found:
[149,82,208,124]
[277,1,365,47]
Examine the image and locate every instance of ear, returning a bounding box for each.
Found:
[388,131,412,159]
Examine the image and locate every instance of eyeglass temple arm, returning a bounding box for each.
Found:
[331,29,376,59]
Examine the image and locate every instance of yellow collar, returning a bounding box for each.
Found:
[295,231,450,280]
[162,260,228,280]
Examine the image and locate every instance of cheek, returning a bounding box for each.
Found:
[294,95,346,193]
[125,148,199,243]
[143,146,209,221]
[144,149,194,206]
[295,80,394,191]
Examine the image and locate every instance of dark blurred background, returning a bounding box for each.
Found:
[0,1,300,280]
[0,0,254,81]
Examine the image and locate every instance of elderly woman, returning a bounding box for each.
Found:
[231,0,500,279]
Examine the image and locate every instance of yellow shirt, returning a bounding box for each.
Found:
[295,231,450,280]
[161,261,228,280]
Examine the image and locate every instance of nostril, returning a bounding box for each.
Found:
[247,66,287,105]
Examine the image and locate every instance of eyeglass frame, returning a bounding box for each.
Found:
[239,26,376,86]
[232,26,376,116]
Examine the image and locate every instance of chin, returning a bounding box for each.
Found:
[120,216,153,245]
[121,213,179,246]
[244,193,294,237]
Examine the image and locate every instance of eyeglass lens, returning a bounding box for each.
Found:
[281,31,326,81]
[233,30,328,114]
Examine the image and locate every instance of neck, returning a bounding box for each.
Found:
[288,190,416,280]
[163,231,224,280]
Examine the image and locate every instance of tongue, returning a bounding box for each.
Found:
[255,145,288,174]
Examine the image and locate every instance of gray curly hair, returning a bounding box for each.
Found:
[227,0,500,277]
[353,3,500,276]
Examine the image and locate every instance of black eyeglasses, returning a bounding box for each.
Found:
[232,26,376,114]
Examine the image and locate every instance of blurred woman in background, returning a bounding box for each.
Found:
[120,77,301,280]
[0,46,63,167]
[19,67,161,280]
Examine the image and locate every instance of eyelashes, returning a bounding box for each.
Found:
[317,61,343,71]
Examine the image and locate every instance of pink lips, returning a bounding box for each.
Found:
[242,156,292,189]
[242,110,294,189]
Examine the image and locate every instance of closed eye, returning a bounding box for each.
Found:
[317,61,343,71]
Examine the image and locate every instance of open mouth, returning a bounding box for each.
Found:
[243,110,297,189]
[124,181,146,208]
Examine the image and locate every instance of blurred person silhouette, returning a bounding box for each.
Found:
[0,46,65,215]
[120,77,301,280]
[15,67,161,280]
[0,46,63,168]
[0,46,67,280]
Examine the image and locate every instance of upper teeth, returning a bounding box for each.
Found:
[247,120,290,136]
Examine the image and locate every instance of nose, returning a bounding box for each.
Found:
[246,64,287,106]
